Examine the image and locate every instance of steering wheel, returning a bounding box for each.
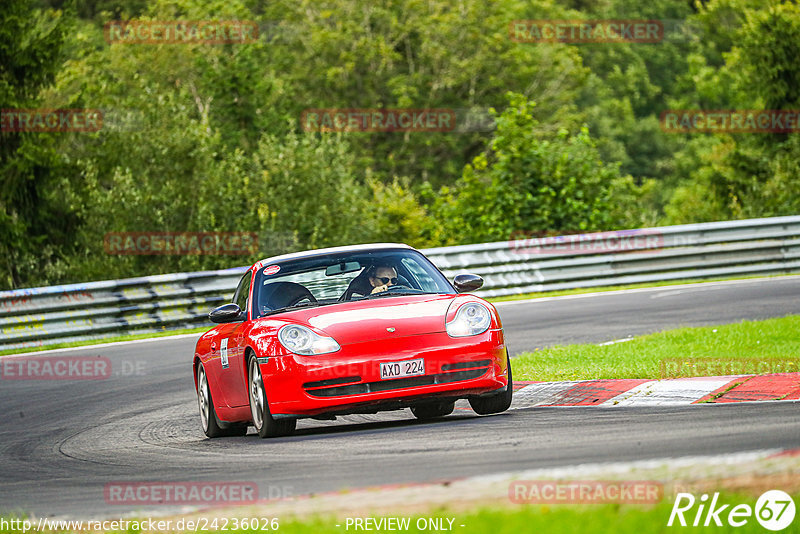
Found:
[385,284,411,291]
[288,293,317,307]
[372,284,416,295]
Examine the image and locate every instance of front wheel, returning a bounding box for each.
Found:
[196,362,247,438]
[248,357,296,438]
[469,354,513,415]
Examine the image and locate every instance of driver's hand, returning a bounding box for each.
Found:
[371,285,388,294]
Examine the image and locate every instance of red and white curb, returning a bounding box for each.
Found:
[509,373,800,408]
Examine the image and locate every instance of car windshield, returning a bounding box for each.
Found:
[252,248,455,318]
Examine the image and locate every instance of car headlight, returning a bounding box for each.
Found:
[446,302,491,337]
[278,325,340,355]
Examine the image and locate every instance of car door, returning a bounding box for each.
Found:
[217,270,252,408]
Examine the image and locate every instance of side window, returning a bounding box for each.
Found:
[233,272,251,318]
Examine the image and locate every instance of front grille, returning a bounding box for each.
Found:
[441,359,492,371]
[304,367,490,398]
[303,376,362,389]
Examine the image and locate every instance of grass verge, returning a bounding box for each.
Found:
[512,315,800,382]
[222,499,796,534]
[2,494,793,533]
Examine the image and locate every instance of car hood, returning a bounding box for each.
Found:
[281,294,459,345]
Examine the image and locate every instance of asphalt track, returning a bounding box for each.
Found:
[1,276,799,518]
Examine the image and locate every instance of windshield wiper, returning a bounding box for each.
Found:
[261,300,329,316]
[366,290,427,298]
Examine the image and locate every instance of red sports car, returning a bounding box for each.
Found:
[193,243,512,438]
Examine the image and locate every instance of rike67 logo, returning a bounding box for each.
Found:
[669,491,796,531]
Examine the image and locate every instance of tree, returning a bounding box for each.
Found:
[256,0,588,188]
[433,93,646,244]
[0,0,74,288]
[664,0,800,222]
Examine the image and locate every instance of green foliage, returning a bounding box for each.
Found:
[738,2,800,111]
[0,0,74,288]
[573,0,697,180]
[433,93,645,244]
[257,0,588,187]
[3,0,800,288]
[366,177,438,248]
[664,0,800,223]
[236,132,373,249]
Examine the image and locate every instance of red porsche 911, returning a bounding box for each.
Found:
[193,243,512,438]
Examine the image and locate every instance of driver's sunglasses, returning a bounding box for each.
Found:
[375,276,398,285]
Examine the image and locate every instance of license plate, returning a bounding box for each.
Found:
[380,358,425,380]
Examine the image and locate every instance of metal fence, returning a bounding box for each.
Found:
[2,216,799,351]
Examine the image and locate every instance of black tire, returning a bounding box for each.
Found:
[248,356,296,438]
[469,353,513,415]
[411,400,455,420]
[220,422,249,436]
[196,362,248,438]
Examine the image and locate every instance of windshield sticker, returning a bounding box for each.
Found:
[263,265,280,276]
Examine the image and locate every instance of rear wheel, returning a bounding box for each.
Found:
[196,362,247,438]
[411,400,455,420]
[469,353,513,415]
[248,357,296,438]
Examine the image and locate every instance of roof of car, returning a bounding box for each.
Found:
[255,243,415,267]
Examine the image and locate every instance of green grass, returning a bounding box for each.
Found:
[0,326,208,357]
[1,494,791,533]
[512,315,800,382]
[486,273,797,303]
[268,500,796,534]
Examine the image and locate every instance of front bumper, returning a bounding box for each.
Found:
[261,329,507,417]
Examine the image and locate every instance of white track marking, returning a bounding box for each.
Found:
[597,337,635,346]
[0,332,203,358]
[492,275,800,307]
[471,448,786,484]
[511,381,584,409]
[606,377,736,406]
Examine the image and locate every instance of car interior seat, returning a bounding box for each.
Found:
[259,281,316,313]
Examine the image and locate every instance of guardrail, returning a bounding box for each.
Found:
[2,216,799,351]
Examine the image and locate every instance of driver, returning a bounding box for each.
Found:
[369,264,399,295]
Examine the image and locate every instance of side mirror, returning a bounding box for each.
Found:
[209,303,245,323]
[453,274,484,293]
